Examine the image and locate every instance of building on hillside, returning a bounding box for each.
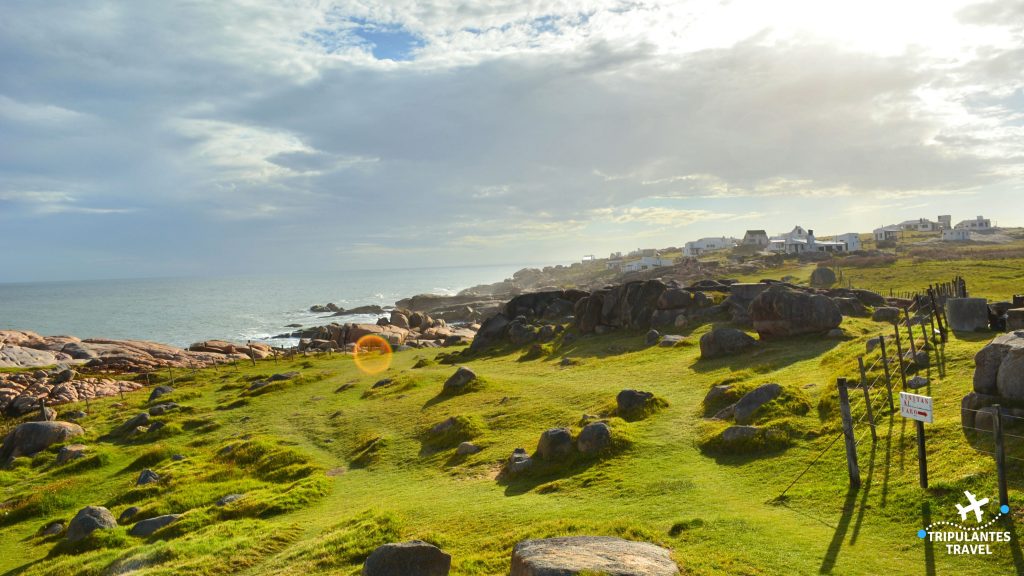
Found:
[955,216,992,231]
[768,228,848,254]
[942,229,971,241]
[683,237,738,257]
[938,215,952,230]
[606,258,623,270]
[620,255,674,272]
[742,230,769,246]
[834,233,862,251]
[873,225,901,242]
[898,218,938,232]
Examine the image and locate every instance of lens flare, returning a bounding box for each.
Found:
[352,334,393,375]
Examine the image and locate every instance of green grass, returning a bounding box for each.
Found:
[2,269,1024,574]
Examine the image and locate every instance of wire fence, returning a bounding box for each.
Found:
[776,276,959,500]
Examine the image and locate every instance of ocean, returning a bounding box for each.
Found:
[0,265,528,348]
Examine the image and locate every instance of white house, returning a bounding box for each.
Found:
[898,218,937,232]
[620,255,674,272]
[955,216,992,231]
[873,226,901,242]
[942,229,971,241]
[683,237,738,257]
[768,228,848,254]
[834,233,862,251]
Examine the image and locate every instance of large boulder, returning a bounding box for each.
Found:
[66,506,117,542]
[536,428,575,461]
[973,331,1024,399]
[577,422,612,456]
[947,298,990,332]
[810,267,837,287]
[469,314,510,351]
[56,444,89,465]
[699,328,756,359]
[750,285,842,338]
[362,540,451,576]
[733,384,782,424]
[510,536,679,576]
[129,514,181,537]
[0,421,84,463]
[574,293,605,334]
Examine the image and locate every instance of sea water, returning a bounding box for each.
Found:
[0,265,527,348]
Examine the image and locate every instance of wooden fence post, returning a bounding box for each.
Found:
[903,307,919,360]
[858,357,877,442]
[878,336,895,412]
[837,378,861,488]
[916,419,929,489]
[892,323,908,389]
[247,340,257,367]
[994,404,1009,507]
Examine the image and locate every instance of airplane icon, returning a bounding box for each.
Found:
[956,491,989,523]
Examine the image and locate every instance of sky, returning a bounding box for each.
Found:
[1,1,1022,282]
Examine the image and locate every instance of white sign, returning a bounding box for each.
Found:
[900,392,933,423]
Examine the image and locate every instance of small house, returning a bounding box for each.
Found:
[683,237,738,257]
[942,229,970,241]
[873,226,901,242]
[834,233,862,251]
[955,216,992,231]
[742,230,769,246]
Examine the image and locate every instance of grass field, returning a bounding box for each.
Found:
[2,295,1023,575]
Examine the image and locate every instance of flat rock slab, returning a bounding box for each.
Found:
[511,536,679,576]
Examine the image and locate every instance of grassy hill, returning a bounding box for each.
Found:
[1,304,1022,574]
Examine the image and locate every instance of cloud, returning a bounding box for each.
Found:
[1,0,1022,280]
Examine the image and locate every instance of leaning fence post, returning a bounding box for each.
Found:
[858,357,877,442]
[878,336,895,412]
[903,307,919,360]
[994,404,1009,507]
[247,340,257,366]
[892,323,908,390]
[837,378,861,488]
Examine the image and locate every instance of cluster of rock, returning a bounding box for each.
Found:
[282,309,477,352]
[574,280,718,335]
[359,536,678,576]
[0,368,140,416]
[505,422,614,476]
[394,293,508,324]
[309,303,385,315]
[961,330,1024,432]
[0,330,264,372]
[470,290,588,351]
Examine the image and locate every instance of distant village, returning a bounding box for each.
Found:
[591,214,996,273]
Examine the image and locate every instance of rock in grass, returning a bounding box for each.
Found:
[506,448,533,475]
[510,536,679,576]
[659,335,686,347]
[148,402,179,416]
[616,389,662,421]
[645,329,661,345]
[699,328,756,359]
[442,367,476,395]
[703,385,733,409]
[576,422,612,455]
[267,372,299,382]
[118,413,151,434]
[129,514,181,537]
[56,443,89,465]
[907,375,929,390]
[456,442,482,456]
[536,428,574,461]
[41,522,64,536]
[148,386,174,403]
[872,307,901,323]
[750,285,842,338]
[216,493,245,506]
[63,410,88,421]
[733,384,782,425]
[118,506,140,524]
[66,506,117,542]
[0,421,85,463]
[136,469,160,486]
[362,540,452,576]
